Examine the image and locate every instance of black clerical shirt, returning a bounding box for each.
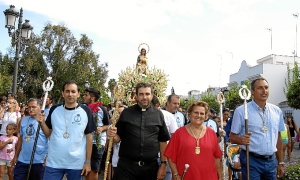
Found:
[116,104,170,162]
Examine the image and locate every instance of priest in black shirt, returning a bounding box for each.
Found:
[107,82,170,180]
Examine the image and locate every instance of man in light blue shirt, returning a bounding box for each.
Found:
[12,98,48,180]
[230,77,285,179]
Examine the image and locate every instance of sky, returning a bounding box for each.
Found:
[0,0,300,95]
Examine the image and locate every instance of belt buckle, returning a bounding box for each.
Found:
[264,155,270,159]
[138,161,144,166]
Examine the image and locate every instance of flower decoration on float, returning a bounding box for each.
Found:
[117,49,169,106]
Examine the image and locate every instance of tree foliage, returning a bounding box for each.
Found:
[18,33,48,100]
[1,23,109,104]
[284,62,300,109]
[0,54,14,95]
[224,82,251,111]
[200,90,219,113]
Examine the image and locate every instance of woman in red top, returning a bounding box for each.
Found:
[164,101,222,180]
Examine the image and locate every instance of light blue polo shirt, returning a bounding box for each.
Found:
[231,100,285,155]
[18,116,48,164]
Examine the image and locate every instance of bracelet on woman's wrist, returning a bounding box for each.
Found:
[160,160,167,165]
[173,173,179,178]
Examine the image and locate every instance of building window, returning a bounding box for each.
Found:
[284,110,293,118]
[276,61,284,65]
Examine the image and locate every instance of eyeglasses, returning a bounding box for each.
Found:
[7,101,15,104]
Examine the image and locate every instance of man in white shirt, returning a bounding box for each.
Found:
[163,94,188,128]
[152,95,178,180]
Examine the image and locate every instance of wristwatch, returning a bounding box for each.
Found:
[160,160,167,165]
[278,162,285,166]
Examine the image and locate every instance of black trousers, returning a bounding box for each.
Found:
[113,158,159,180]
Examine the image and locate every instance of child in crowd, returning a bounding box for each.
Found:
[0,123,18,180]
[232,151,242,180]
[227,144,241,180]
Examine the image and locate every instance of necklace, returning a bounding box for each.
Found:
[63,105,75,139]
[189,124,204,155]
[256,107,268,133]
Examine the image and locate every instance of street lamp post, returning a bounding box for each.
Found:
[266,28,272,52]
[293,13,299,57]
[3,5,33,96]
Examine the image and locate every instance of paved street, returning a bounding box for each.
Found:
[3,143,300,180]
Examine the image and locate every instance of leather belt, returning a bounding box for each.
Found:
[241,149,274,160]
[119,157,157,167]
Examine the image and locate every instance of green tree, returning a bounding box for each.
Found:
[224,81,251,111]
[1,23,109,103]
[284,62,300,109]
[200,90,219,113]
[18,33,48,99]
[180,96,197,110]
[0,53,14,95]
[40,23,108,103]
[100,88,111,105]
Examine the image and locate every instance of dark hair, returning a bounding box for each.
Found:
[42,93,53,101]
[251,77,268,90]
[187,101,209,117]
[210,108,216,114]
[7,93,14,98]
[167,94,180,103]
[212,116,220,120]
[0,96,7,102]
[85,88,101,101]
[27,98,43,107]
[140,48,146,54]
[135,82,153,95]
[287,115,296,127]
[151,95,160,106]
[223,108,230,113]
[62,80,80,92]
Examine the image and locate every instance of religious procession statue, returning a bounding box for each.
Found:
[117,43,168,106]
[136,45,148,74]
